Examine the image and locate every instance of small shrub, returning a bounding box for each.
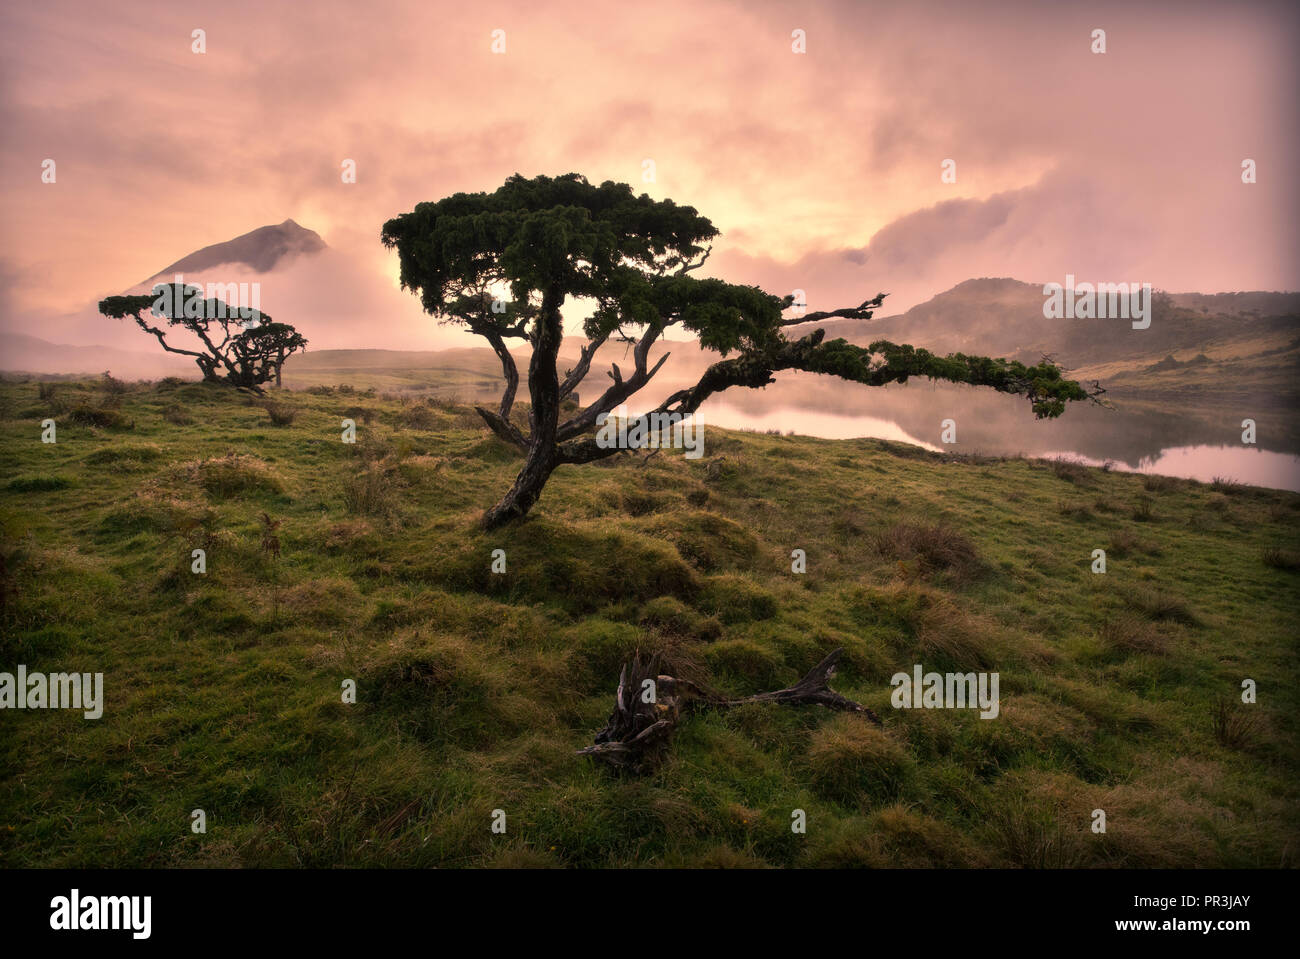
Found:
[1211,476,1243,495]
[100,371,130,398]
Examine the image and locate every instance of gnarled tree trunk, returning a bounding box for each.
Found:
[482,289,564,530]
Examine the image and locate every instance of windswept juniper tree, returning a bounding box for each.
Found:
[99,282,307,390]
[382,174,1102,530]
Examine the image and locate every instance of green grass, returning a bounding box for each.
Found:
[1,377,1297,868]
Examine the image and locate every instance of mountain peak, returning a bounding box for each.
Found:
[140,220,327,287]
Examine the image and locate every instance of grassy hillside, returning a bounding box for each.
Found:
[1,377,1298,868]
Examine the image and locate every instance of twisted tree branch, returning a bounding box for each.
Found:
[578,647,879,773]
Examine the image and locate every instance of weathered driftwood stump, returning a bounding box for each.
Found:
[578,647,881,773]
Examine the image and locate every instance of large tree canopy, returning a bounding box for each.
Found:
[99,283,307,390]
[382,173,1101,529]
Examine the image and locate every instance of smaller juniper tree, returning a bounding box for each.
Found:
[99,282,307,390]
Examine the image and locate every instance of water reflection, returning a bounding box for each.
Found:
[1044,445,1300,491]
[662,375,1300,492]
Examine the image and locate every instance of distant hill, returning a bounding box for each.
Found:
[0,332,192,379]
[138,219,326,288]
[786,277,1300,368]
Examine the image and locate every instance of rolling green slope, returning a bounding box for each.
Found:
[1,378,1297,867]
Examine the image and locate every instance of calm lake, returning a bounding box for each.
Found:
[676,379,1300,493]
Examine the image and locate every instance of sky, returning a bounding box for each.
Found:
[1,0,1297,351]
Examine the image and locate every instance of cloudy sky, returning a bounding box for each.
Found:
[1,0,1297,350]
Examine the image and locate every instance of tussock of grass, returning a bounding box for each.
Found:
[1123,584,1198,625]
[645,510,759,572]
[1049,457,1091,484]
[1099,615,1169,657]
[704,639,785,690]
[1107,528,1159,557]
[68,403,131,429]
[1143,474,1179,493]
[1211,697,1257,750]
[173,452,286,499]
[262,401,298,427]
[910,593,996,670]
[696,574,778,624]
[161,403,193,425]
[638,595,723,641]
[987,791,1087,869]
[342,465,399,519]
[1057,499,1093,521]
[84,443,164,466]
[805,716,915,807]
[1131,495,1156,522]
[874,522,983,583]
